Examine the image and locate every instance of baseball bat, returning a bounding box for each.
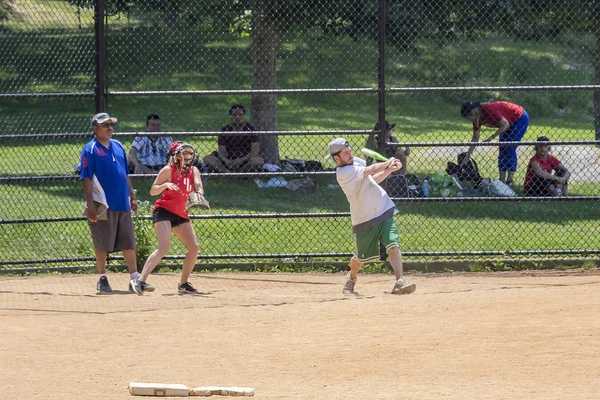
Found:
[360,148,389,162]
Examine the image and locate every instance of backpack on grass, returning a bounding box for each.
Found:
[383,174,423,198]
[446,152,483,189]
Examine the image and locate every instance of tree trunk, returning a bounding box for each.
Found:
[251,3,279,164]
[595,22,600,142]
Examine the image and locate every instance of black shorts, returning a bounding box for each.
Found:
[525,176,555,196]
[525,170,568,197]
[152,207,190,228]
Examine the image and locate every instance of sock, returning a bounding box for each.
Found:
[99,273,107,278]
[130,271,139,281]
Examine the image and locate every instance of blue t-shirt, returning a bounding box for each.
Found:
[80,138,131,212]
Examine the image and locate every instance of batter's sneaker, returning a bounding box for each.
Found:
[97,276,112,292]
[342,272,357,295]
[391,278,416,295]
[139,280,155,292]
[129,279,143,296]
[178,282,198,294]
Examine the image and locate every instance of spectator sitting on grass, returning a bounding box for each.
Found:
[128,114,173,174]
[524,136,571,197]
[203,105,264,173]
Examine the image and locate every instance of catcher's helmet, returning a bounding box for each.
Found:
[169,141,198,170]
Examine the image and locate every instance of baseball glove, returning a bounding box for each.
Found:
[185,191,210,212]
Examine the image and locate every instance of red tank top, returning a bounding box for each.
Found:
[154,164,195,219]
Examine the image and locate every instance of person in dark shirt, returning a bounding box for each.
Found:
[203,105,264,172]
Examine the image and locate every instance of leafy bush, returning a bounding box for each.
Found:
[132,199,155,269]
[0,0,14,22]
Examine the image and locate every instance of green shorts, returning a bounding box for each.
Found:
[352,217,399,263]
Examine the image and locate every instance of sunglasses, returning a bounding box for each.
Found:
[100,122,115,128]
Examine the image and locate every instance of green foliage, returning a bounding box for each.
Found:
[469,262,487,273]
[132,199,155,269]
[581,261,596,270]
[0,0,14,22]
[253,264,297,273]
[359,262,394,274]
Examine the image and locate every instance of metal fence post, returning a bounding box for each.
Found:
[95,0,108,113]
[377,0,387,154]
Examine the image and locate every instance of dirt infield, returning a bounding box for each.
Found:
[1,270,600,399]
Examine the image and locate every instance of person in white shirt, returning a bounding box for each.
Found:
[327,138,416,295]
[128,114,173,174]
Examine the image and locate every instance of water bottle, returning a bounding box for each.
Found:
[555,186,562,197]
[421,179,430,197]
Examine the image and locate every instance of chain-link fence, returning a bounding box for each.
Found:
[1,0,599,272]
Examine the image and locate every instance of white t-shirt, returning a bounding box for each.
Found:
[336,157,397,232]
[131,134,173,167]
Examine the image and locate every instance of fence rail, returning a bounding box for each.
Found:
[1,0,599,269]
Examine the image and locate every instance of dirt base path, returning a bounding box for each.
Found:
[1,270,600,399]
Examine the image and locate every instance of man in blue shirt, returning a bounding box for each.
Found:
[80,112,144,295]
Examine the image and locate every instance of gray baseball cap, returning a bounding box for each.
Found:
[91,112,117,127]
[325,138,350,159]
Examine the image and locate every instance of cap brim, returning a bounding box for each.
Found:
[96,117,117,125]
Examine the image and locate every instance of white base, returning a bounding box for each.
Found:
[128,382,189,397]
[189,386,255,397]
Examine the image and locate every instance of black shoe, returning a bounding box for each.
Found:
[178,282,198,294]
[97,276,112,292]
[140,280,155,292]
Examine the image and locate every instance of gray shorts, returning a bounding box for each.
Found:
[88,209,136,253]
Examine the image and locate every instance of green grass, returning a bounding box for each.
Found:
[1,178,599,265]
[1,2,600,267]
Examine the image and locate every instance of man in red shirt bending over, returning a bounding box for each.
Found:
[461,101,529,186]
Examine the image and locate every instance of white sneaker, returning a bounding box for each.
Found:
[391,278,416,295]
[129,279,143,296]
[342,272,357,295]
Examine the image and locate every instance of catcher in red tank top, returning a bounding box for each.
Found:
[137,142,207,294]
